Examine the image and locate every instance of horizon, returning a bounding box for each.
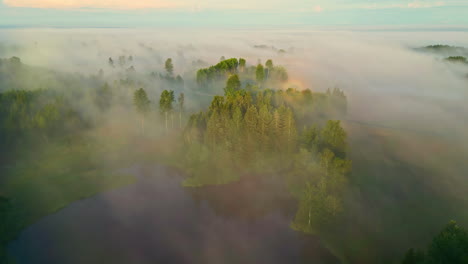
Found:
[1,0,468,28]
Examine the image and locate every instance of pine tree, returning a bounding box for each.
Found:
[165,58,174,76]
[133,88,151,133]
[159,90,174,131]
[243,105,259,163]
[224,74,241,97]
[257,104,272,152]
[285,107,297,153]
[239,58,246,72]
[256,64,265,83]
[178,93,185,129]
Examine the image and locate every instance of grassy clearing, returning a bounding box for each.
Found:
[0,131,140,263]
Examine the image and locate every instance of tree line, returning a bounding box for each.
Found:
[401,221,468,264]
[196,58,288,88]
[179,74,351,229]
[0,89,83,153]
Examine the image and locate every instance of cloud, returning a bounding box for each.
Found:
[3,0,180,9]
[407,1,445,8]
[314,5,323,12]
[360,1,445,9]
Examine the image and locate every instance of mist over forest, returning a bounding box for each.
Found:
[1,28,468,264]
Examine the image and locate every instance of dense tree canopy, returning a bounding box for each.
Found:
[133,88,151,115]
[182,73,351,230]
[402,221,468,264]
[224,74,241,96]
[256,64,265,83]
[165,58,174,76]
[196,58,239,86]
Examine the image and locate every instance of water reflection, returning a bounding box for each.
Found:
[9,165,339,264]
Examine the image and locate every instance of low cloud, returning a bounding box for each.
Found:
[314,5,323,12]
[3,0,180,9]
[362,1,445,9]
[407,1,445,8]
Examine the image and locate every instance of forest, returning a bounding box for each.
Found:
[0,55,351,262]
[1,32,468,264]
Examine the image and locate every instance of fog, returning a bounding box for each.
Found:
[1,27,468,263]
[2,28,467,140]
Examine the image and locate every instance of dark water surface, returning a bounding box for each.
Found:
[8,165,339,264]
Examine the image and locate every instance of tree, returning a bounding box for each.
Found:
[271,66,288,82]
[239,58,246,72]
[159,90,174,131]
[265,59,273,79]
[108,57,114,68]
[402,249,426,264]
[243,105,259,164]
[118,55,126,67]
[257,104,272,152]
[133,88,151,133]
[285,107,297,153]
[178,93,185,129]
[321,120,347,157]
[256,64,265,83]
[401,221,468,264]
[224,74,241,97]
[427,221,468,264]
[300,125,320,153]
[165,58,174,76]
[95,83,112,112]
[176,75,184,87]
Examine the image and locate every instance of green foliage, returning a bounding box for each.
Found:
[159,90,174,114]
[0,139,136,263]
[256,64,265,83]
[289,148,350,232]
[133,88,151,115]
[94,82,113,112]
[426,45,453,49]
[165,58,174,76]
[268,65,288,82]
[181,77,351,218]
[401,221,468,264]
[445,56,468,64]
[159,90,175,130]
[265,59,274,69]
[182,87,302,181]
[321,120,347,157]
[421,45,466,52]
[178,93,185,112]
[428,221,468,264]
[239,58,246,72]
[0,89,83,150]
[196,58,239,86]
[402,249,426,264]
[300,125,320,152]
[224,74,241,96]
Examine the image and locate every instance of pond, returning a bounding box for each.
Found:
[8,165,339,264]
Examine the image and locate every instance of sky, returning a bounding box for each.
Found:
[0,0,468,28]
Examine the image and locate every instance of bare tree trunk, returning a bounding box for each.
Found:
[171,113,174,129]
[165,111,168,132]
[179,111,182,129]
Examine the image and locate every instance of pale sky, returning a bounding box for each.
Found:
[1,0,467,27]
